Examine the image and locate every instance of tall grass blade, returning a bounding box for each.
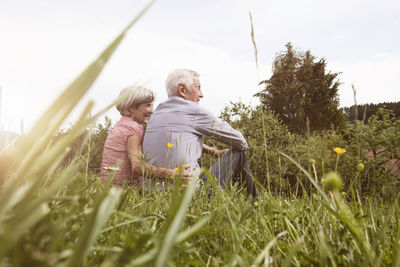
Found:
[332,192,378,266]
[0,1,154,264]
[252,231,287,266]
[281,239,302,267]
[128,248,158,266]
[64,187,121,267]
[3,0,155,183]
[175,215,211,243]
[393,200,400,267]
[0,202,50,259]
[280,152,379,266]
[155,176,199,267]
[279,152,331,206]
[249,11,259,81]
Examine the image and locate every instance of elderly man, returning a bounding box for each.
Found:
[143,69,257,197]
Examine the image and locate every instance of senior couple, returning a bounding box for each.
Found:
[101,69,257,197]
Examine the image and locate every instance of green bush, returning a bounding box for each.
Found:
[341,108,400,200]
[55,116,112,173]
[213,102,400,199]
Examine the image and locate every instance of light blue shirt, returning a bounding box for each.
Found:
[143,97,248,174]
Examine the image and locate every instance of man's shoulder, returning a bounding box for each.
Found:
[156,97,207,113]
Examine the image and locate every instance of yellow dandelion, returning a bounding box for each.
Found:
[156,182,160,186]
[167,143,174,148]
[333,147,346,155]
[105,166,120,171]
[174,167,180,172]
[181,184,186,187]
[162,181,165,186]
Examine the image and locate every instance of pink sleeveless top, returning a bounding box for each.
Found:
[100,116,144,185]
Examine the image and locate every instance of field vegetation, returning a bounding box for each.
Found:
[1,4,399,266]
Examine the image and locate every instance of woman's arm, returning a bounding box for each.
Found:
[127,135,191,181]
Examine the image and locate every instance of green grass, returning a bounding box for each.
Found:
[3,171,398,266]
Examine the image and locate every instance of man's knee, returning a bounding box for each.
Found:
[230,150,247,162]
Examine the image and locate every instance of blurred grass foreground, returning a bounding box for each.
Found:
[1,2,400,266]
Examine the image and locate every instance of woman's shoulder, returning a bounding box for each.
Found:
[114,117,144,136]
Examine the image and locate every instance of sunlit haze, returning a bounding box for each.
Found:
[1,0,399,133]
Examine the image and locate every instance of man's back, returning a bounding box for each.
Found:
[143,96,248,174]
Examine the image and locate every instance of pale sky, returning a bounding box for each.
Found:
[1,0,399,133]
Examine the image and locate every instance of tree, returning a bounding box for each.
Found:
[258,43,345,133]
[342,101,400,123]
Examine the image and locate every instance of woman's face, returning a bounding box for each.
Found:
[129,102,154,124]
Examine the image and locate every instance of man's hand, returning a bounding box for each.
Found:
[214,149,229,158]
[203,144,228,158]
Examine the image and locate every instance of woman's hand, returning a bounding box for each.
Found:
[127,136,191,182]
[173,164,192,183]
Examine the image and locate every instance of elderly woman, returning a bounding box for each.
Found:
[101,86,191,186]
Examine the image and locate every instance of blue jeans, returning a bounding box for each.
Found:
[203,149,257,198]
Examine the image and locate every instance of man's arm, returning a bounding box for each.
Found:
[202,144,229,157]
[194,107,249,151]
[127,135,192,182]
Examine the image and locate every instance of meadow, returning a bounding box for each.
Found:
[1,4,400,266]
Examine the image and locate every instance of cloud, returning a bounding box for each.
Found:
[331,53,400,107]
[86,31,267,122]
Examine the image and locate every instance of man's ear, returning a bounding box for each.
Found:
[177,84,186,97]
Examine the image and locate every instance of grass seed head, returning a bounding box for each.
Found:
[357,163,365,171]
[323,172,343,192]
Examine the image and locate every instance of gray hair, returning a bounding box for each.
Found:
[165,68,200,97]
[116,86,155,116]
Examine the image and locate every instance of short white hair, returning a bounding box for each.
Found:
[116,86,155,116]
[165,68,200,97]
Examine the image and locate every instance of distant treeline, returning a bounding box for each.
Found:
[342,101,400,122]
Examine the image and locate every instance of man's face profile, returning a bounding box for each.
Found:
[184,78,203,104]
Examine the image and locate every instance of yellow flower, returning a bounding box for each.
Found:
[333,147,346,155]
[167,143,174,148]
[181,184,186,187]
[174,167,180,172]
[162,181,165,186]
[105,166,120,171]
[156,182,160,186]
